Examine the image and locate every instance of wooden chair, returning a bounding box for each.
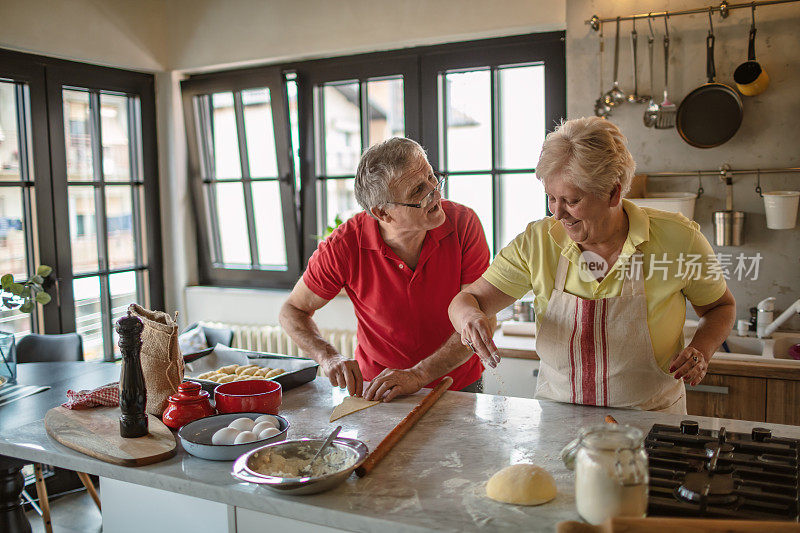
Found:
[17,333,100,532]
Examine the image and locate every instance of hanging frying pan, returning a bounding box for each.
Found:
[676,10,743,149]
[733,5,770,96]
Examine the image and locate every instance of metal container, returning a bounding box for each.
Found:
[713,210,745,246]
[232,437,368,495]
[513,301,535,322]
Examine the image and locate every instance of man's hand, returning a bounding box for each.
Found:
[669,346,709,387]
[362,368,426,402]
[320,354,363,397]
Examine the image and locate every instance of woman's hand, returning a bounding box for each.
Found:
[669,346,709,386]
[362,368,425,402]
[460,309,501,369]
[320,354,364,397]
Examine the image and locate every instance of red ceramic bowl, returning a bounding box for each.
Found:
[214,380,282,415]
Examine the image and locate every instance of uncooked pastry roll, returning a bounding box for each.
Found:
[217,374,236,384]
[218,365,238,374]
[265,369,284,378]
[235,364,258,375]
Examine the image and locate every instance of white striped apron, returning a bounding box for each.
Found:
[534,252,686,414]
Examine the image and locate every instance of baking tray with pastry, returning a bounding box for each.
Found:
[184,344,319,393]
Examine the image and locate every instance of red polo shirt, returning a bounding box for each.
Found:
[303,200,490,390]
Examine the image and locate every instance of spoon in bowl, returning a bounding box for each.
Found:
[301,425,342,476]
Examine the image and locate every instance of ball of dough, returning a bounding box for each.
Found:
[228,417,255,432]
[486,464,557,506]
[234,431,259,444]
[254,415,279,428]
[211,427,241,445]
[258,427,281,439]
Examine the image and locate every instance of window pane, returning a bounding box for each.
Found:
[446,174,494,255]
[0,82,21,182]
[110,271,138,357]
[0,188,28,278]
[73,276,103,361]
[100,93,130,181]
[323,83,360,176]
[500,172,545,249]
[0,309,32,339]
[322,178,359,230]
[242,88,278,178]
[499,65,545,170]
[63,89,94,181]
[367,77,404,147]
[444,70,491,172]
[106,185,135,269]
[211,92,241,179]
[286,77,301,191]
[214,182,250,265]
[69,186,99,273]
[252,181,287,268]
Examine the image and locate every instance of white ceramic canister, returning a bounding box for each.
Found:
[574,424,648,524]
[763,191,800,230]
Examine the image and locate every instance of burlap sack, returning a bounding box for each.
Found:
[127,304,184,416]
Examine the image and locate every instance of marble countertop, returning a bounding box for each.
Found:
[3,362,800,532]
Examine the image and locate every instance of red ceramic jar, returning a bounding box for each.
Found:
[162,381,216,429]
[214,379,282,415]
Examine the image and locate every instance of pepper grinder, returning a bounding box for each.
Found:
[117,312,148,438]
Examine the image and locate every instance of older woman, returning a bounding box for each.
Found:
[449,117,735,414]
[280,137,491,402]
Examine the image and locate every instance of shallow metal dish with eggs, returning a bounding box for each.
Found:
[178,412,289,461]
[232,437,368,495]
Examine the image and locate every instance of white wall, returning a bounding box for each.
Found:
[566,0,800,328]
[0,0,167,71]
[164,0,565,72]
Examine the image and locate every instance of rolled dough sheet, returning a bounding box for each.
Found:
[330,396,380,422]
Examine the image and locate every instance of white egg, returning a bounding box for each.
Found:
[228,417,255,431]
[211,427,241,445]
[254,415,279,428]
[233,431,259,444]
[258,427,281,439]
[252,422,277,435]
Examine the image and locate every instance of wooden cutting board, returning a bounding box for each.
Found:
[44,406,176,467]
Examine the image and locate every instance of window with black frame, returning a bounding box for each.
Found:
[1,49,163,362]
[0,80,38,338]
[182,32,564,286]
[182,68,300,288]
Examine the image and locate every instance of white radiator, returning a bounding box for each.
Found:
[200,322,358,359]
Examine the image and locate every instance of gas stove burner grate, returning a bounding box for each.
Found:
[645,421,800,521]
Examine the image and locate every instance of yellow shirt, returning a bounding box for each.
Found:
[483,199,728,371]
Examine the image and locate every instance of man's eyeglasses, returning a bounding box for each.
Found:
[387,172,446,209]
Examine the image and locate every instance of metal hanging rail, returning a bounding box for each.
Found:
[642,166,800,178]
[586,0,800,30]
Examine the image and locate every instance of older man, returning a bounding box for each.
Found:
[279,137,491,402]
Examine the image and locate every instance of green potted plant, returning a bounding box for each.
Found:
[0,265,53,385]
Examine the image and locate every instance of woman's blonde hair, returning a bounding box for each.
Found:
[536,117,635,198]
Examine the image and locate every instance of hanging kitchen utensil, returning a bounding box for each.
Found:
[713,170,745,246]
[655,14,676,129]
[734,5,770,96]
[643,15,658,127]
[603,17,627,108]
[676,9,743,148]
[594,22,613,118]
[627,18,649,103]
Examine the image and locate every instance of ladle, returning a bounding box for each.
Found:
[603,17,627,108]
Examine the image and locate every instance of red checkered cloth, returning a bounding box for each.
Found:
[62,382,120,410]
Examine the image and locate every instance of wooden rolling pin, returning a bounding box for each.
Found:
[556,517,800,533]
[355,376,453,477]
